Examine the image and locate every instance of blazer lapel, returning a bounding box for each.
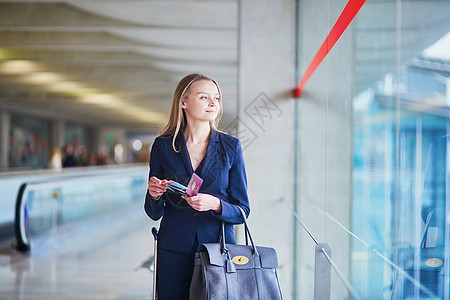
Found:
[199,129,220,179]
[176,132,193,175]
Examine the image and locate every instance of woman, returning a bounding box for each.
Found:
[144,73,250,299]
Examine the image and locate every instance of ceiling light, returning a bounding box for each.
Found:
[79,94,126,110]
[132,139,143,151]
[0,60,39,74]
[48,81,84,93]
[21,72,64,85]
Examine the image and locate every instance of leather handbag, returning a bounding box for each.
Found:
[392,208,445,297]
[189,206,282,300]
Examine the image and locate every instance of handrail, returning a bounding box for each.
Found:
[14,183,29,251]
[0,163,147,178]
[313,205,369,247]
[13,165,147,253]
[294,212,363,299]
[313,205,439,299]
[293,212,319,245]
[320,247,364,300]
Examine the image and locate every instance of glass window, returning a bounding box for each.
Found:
[352,2,450,299]
[295,1,450,299]
[8,114,51,169]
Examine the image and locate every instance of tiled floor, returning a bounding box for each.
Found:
[0,206,158,300]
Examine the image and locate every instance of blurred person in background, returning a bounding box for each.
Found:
[48,147,62,170]
[62,144,76,168]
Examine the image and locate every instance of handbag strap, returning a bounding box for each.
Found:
[236,206,265,299]
[220,206,259,256]
[219,206,265,300]
[220,221,227,252]
[245,224,249,246]
[219,220,249,246]
[236,206,259,256]
[420,208,435,248]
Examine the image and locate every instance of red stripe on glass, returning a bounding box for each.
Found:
[294,0,367,97]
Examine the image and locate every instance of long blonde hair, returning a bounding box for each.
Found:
[160,73,223,151]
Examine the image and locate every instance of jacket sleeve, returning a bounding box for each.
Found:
[212,139,250,224]
[144,138,165,221]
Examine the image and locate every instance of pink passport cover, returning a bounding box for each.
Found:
[185,173,203,196]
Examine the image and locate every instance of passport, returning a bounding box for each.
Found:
[166,173,203,197]
[185,173,203,197]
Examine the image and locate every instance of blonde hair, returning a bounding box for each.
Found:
[161,73,223,151]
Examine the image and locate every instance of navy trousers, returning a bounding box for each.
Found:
[156,236,199,300]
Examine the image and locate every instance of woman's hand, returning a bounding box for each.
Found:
[148,176,173,200]
[182,193,222,214]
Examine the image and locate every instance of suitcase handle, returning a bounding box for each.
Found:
[152,227,158,241]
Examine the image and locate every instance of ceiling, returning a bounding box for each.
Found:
[0,0,238,130]
[1,0,449,131]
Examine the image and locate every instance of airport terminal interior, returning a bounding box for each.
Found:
[0,0,450,299]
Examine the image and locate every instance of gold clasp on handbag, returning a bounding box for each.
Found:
[425,258,443,268]
[232,255,249,265]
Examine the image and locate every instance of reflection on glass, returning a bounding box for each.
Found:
[353,64,449,299]
[352,7,449,298]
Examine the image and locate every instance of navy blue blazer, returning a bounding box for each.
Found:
[144,129,250,254]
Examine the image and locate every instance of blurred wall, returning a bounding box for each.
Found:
[239,0,296,297]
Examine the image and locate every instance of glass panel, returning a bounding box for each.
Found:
[22,166,147,242]
[351,1,450,299]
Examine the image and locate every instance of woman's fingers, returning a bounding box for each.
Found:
[184,193,221,213]
[184,194,212,211]
[148,182,166,192]
[149,177,172,187]
[182,195,198,201]
[161,179,174,185]
[149,176,164,185]
[148,184,166,193]
[148,177,172,197]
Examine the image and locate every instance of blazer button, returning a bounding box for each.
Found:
[194,212,199,217]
